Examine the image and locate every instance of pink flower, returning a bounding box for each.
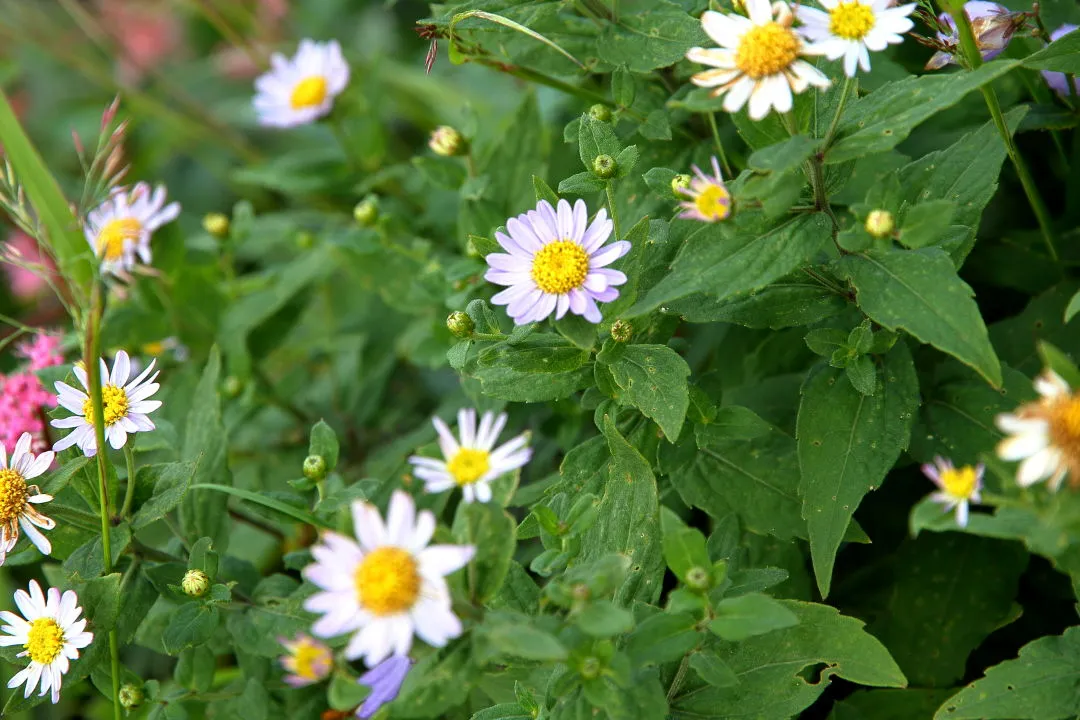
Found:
[16,335,63,372]
[0,333,64,455]
[4,232,55,302]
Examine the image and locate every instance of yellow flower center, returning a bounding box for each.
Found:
[829,2,876,40]
[531,241,590,295]
[142,341,165,356]
[292,642,330,680]
[81,384,129,427]
[939,466,978,499]
[354,547,421,616]
[735,22,801,80]
[96,218,142,261]
[694,185,732,221]
[1048,396,1080,459]
[447,447,491,486]
[290,76,329,110]
[0,469,28,524]
[25,618,64,665]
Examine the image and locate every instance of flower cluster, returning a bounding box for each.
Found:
[0,334,63,454]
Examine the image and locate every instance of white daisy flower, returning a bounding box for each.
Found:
[408,409,532,504]
[0,580,93,704]
[677,156,733,223]
[50,351,161,457]
[253,40,350,128]
[795,0,916,77]
[921,456,983,528]
[83,182,180,276]
[0,432,55,565]
[484,198,630,325]
[686,1,831,120]
[996,369,1080,492]
[302,490,474,666]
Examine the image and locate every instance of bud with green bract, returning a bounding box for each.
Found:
[182,569,210,598]
[354,195,379,226]
[119,684,143,709]
[610,319,633,343]
[447,311,475,338]
[588,104,612,123]
[592,154,617,179]
[429,125,466,156]
[202,213,229,238]
[303,454,328,481]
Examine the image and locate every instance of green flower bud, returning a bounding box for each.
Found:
[429,125,466,157]
[202,213,230,238]
[119,684,143,709]
[864,209,895,239]
[671,173,692,195]
[182,569,210,598]
[447,311,475,339]
[686,566,712,592]
[222,375,243,398]
[610,320,633,343]
[580,656,602,680]
[354,195,379,227]
[295,231,315,250]
[303,454,328,482]
[588,104,612,123]
[592,154,617,179]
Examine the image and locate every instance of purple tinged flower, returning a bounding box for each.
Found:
[484,199,631,325]
[921,456,984,527]
[925,1,1025,70]
[1041,25,1080,96]
[676,157,732,223]
[278,634,332,687]
[356,655,411,719]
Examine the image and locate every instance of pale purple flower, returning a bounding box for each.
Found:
[356,655,411,719]
[677,157,732,223]
[484,199,630,325]
[925,1,1023,70]
[1041,25,1080,96]
[921,456,983,527]
[277,633,332,687]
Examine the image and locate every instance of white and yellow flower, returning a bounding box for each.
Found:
[409,409,531,504]
[51,351,161,457]
[253,40,349,128]
[687,1,831,120]
[921,456,983,527]
[676,156,732,222]
[0,580,93,704]
[0,432,55,565]
[996,369,1080,491]
[795,0,916,77]
[303,490,474,666]
[84,183,179,276]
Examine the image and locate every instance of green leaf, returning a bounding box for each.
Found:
[175,646,215,692]
[1022,27,1080,72]
[559,171,608,195]
[188,536,219,577]
[660,507,711,583]
[308,419,340,471]
[452,501,516,604]
[162,603,221,655]
[473,612,568,663]
[599,343,690,441]
[1065,290,1080,324]
[666,278,847,329]
[897,200,956,250]
[577,112,622,169]
[574,600,635,636]
[612,65,636,107]
[180,347,232,547]
[1037,341,1080,389]
[623,611,700,666]
[449,10,586,69]
[190,483,329,529]
[934,626,1080,719]
[839,248,1002,386]
[132,461,196,530]
[533,174,560,205]
[596,1,708,71]
[471,336,593,402]
[470,704,532,720]
[708,592,799,641]
[846,355,878,395]
[329,671,370,711]
[690,652,739,688]
[41,456,91,495]
[797,344,918,597]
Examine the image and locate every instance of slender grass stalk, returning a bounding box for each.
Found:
[706,113,733,177]
[605,184,621,240]
[121,443,138,518]
[823,75,855,148]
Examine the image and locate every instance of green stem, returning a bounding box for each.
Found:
[947,5,1058,261]
[605,184,621,240]
[823,75,855,148]
[705,113,732,177]
[121,443,137,517]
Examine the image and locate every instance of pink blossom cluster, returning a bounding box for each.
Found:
[0,334,64,454]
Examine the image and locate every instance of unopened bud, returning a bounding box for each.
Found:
[580,656,601,679]
[588,104,612,123]
[295,231,315,250]
[182,569,210,598]
[592,154,617,179]
[610,320,633,343]
[303,454,328,482]
[686,566,711,592]
[864,209,895,239]
[222,375,243,398]
[354,195,379,227]
[203,213,230,238]
[119,684,143,709]
[429,125,466,157]
[447,311,475,339]
[671,174,692,195]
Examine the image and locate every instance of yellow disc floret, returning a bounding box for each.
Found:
[735,23,801,79]
[0,469,28,523]
[290,76,329,110]
[292,641,330,680]
[96,218,142,261]
[447,448,491,486]
[531,241,589,295]
[81,384,129,427]
[939,466,978,499]
[354,547,421,616]
[25,618,65,665]
[1048,396,1080,460]
[694,185,732,221]
[829,2,876,40]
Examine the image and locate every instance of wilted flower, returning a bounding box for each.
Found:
[253,40,349,128]
[51,351,161,457]
[83,183,180,276]
[303,490,475,665]
[278,634,333,687]
[409,409,532,504]
[1041,25,1080,97]
[356,656,411,719]
[686,1,830,120]
[0,432,55,564]
[996,369,1080,491]
[795,0,916,76]
[676,156,732,222]
[485,199,630,325]
[925,1,1023,70]
[921,456,983,527]
[0,580,93,704]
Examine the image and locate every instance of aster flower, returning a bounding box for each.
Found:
[278,633,332,687]
[996,369,1080,492]
[485,199,630,325]
[795,0,916,77]
[677,157,732,222]
[253,40,349,128]
[921,456,983,527]
[925,1,1024,70]
[686,1,830,120]
[16,334,63,372]
[0,432,55,564]
[409,409,532,504]
[0,580,93,704]
[84,182,180,276]
[1041,25,1080,97]
[356,655,411,719]
[51,351,161,457]
[303,490,475,666]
